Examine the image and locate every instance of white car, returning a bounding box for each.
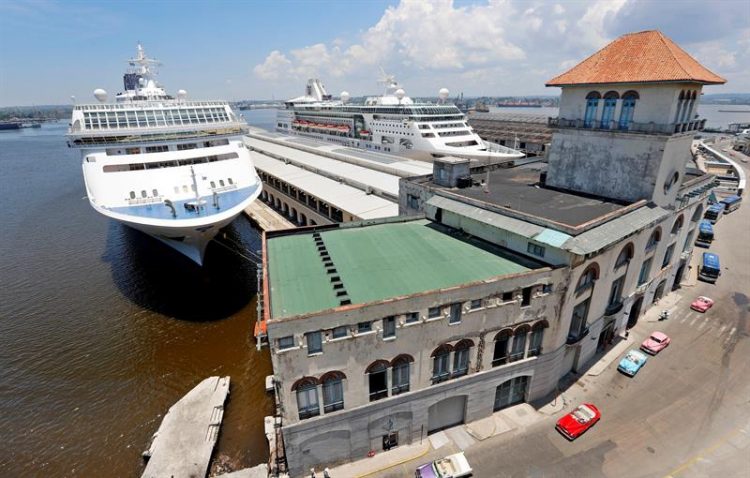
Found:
[415,452,473,478]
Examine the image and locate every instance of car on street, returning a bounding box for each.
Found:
[690,296,714,313]
[641,331,671,355]
[617,349,648,376]
[415,452,473,478]
[555,403,601,440]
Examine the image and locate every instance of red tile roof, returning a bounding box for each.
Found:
[546,30,726,87]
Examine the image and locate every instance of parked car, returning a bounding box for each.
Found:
[641,332,671,355]
[555,403,601,440]
[415,452,473,478]
[617,349,648,376]
[690,296,714,313]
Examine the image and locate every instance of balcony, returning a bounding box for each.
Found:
[566,326,590,345]
[548,117,706,136]
[604,300,624,317]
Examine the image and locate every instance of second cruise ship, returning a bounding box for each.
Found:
[276,73,523,162]
[67,44,262,265]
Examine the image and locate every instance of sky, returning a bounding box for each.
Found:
[0,0,748,107]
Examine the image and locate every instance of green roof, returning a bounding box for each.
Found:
[267,219,533,319]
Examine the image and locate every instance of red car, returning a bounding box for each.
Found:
[690,296,714,313]
[556,404,601,440]
[641,331,671,355]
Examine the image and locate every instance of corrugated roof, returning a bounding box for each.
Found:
[546,30,726,86]
[563,205,670,255]
[252,153,399,219]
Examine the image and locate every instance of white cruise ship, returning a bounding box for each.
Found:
[67,44,262,265]
[276,74,524,162]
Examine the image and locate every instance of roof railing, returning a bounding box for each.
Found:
[548,117,706,135]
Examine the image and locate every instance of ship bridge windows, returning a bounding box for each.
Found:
[102,152,239,173]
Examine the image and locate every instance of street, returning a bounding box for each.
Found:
[375,158,750,478]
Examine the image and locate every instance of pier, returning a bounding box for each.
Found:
[244,201,295,232]
[142,376,230,478]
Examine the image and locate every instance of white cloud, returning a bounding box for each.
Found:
[249,0,746,98]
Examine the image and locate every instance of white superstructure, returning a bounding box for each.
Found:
[276,74,524,162]
[68,44,262,265]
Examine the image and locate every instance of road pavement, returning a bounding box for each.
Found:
[371,159,750,478]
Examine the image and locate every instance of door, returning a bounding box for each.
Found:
[628,296,644,329]
[493,376,529,411]
[427,396,467,433]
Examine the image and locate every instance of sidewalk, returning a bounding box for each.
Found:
[325,441,430,478]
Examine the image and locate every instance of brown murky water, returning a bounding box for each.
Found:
[0,121,275,477]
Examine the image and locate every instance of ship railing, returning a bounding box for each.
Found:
[483,140,525,156]
[127,196,165,206]
[68,121,247,138]
[73,100,229,111]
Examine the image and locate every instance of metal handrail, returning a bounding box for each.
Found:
[548,117,706,135]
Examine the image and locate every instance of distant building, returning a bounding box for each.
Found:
[261,30,722,475]
[468,112,553,156]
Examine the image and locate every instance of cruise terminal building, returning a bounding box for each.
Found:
[260,30,724,475]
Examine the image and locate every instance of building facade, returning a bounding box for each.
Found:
[261,30,724,475]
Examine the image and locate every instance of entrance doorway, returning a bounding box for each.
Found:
[672,263,686,291]
[427,396,466,433]
[493,376,529,412]
[382,432,398,451]
[653,280,667,304]
[597,321,615,352]
[627,296,644,329]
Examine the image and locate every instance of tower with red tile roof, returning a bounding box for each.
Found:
[544,30,725,207]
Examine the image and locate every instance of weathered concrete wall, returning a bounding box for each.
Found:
[280,344,567,476]
[268,267,565,427]
[546,129,693,206]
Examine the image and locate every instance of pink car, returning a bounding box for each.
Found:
[690,296,714,313]
[641,331,671,355]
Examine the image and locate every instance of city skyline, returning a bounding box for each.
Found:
[0,0,748,107]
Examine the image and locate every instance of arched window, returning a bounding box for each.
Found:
[366,360,389,401]
[615,242,634,269]
[584,92,601,128]
[320,371,346,413]
[600,91,619,129]
[646,227,662,251]
[619,91,638,130]
[509,325,531,362]
[576,263,600,293]
[432,344,453,383]
[453,339,474,377]
[528,320,549,357]
[292,377,320,420]
[492,329,513,366]
[671,215,684,235]
[675,90,686,124]
[494,375,530,412]
[391,354,413,395]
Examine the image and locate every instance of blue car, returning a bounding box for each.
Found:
[617,349,648,376]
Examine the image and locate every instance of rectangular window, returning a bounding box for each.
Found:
[392,362,410,395]
[296,385,319,419]
[470,299,482,310]
[383,317,396,338]
[449,303,462,324]
[568,299,590,343]
[502,292,514,302]
[527,242,545,257]
[638,258,653,286]
[332,326,348,339]
[521,287,532,307]
[277,336,295,350]
[404,312,419,324]
[542,284,553,294]
[407,194,419,210]
[357,321,372,334]
[428,306,442,319]
[306,331,322,354]
[322,379,344,413]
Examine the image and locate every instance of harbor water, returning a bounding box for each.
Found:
[0,111,277,477]
[0,105,747,477]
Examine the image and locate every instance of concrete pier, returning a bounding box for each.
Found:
[244,201,295,232]
[142,376,230,478]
